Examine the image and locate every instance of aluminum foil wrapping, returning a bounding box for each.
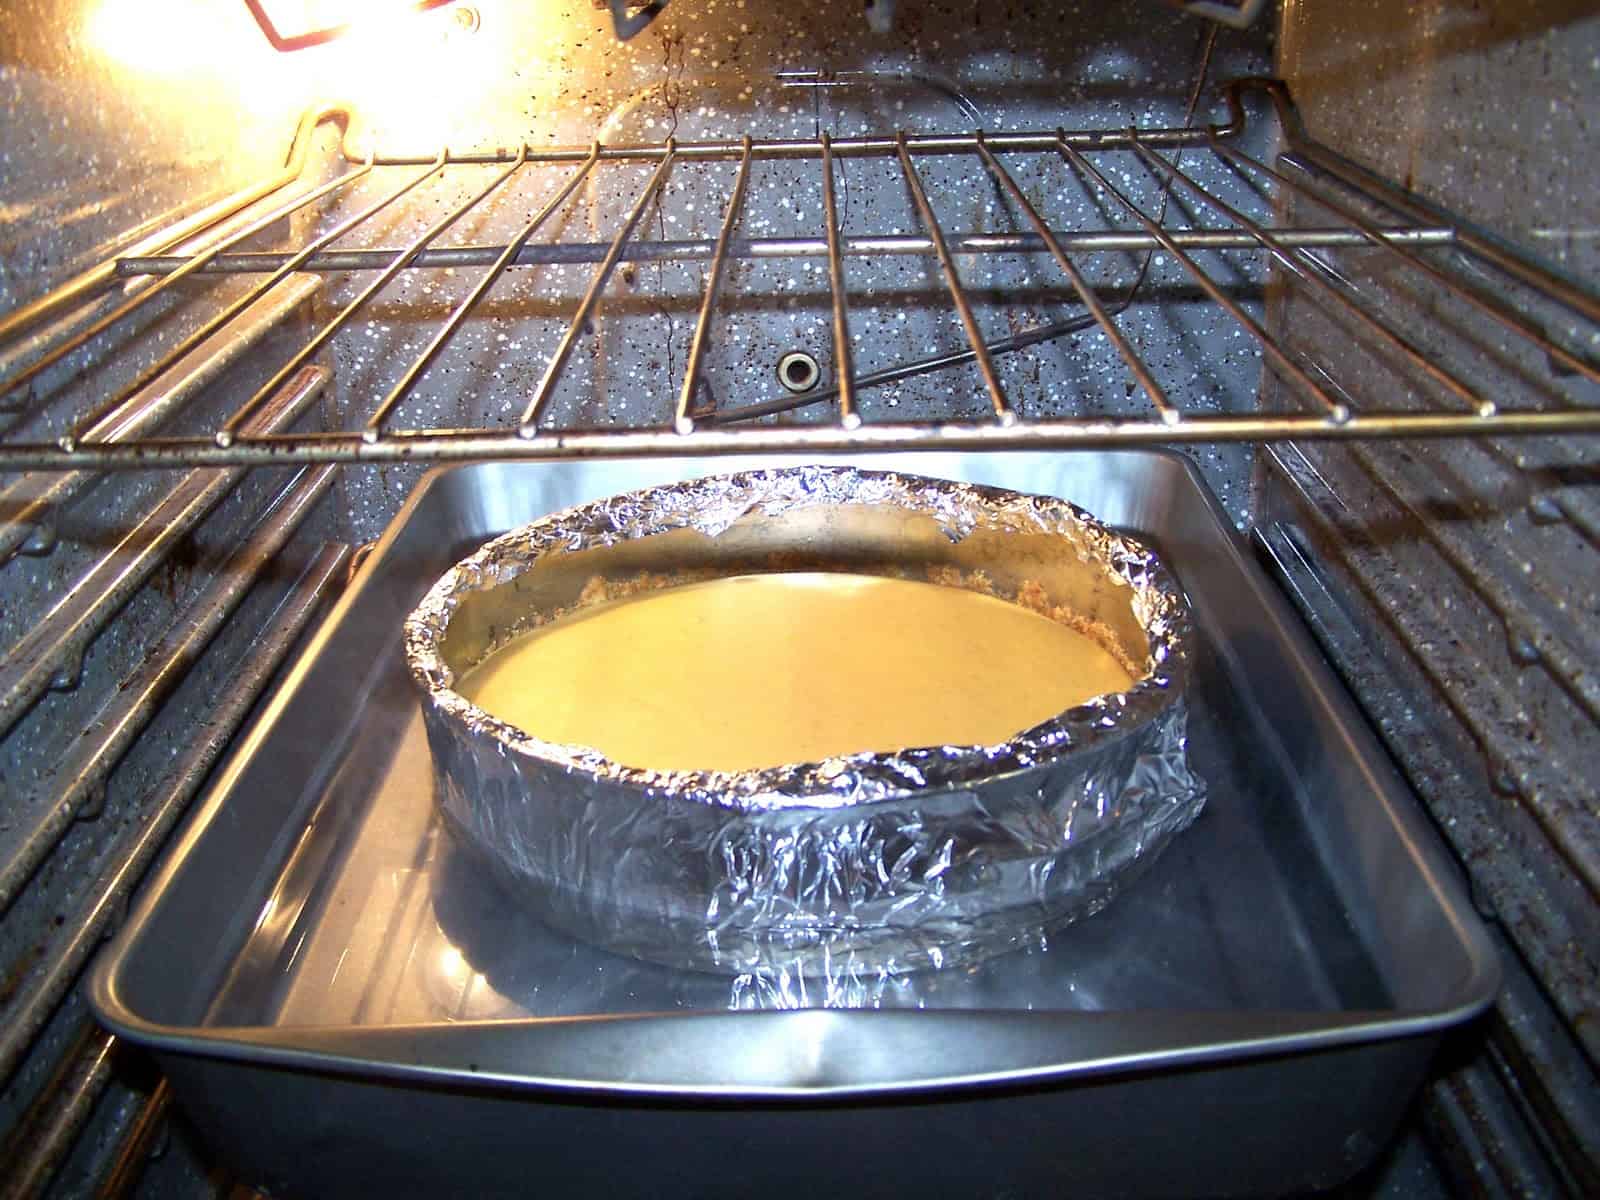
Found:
[405,467,1205,976]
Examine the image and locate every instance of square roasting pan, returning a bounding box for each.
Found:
[89,451,1498,1200]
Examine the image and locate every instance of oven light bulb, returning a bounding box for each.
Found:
[87,0,245,73]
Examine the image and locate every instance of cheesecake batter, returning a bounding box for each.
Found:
[458,571,1136,773]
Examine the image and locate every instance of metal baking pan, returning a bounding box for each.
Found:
[90,451,1499,1200]
[406,466,1204,976]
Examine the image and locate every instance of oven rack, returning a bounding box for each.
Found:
[0,78,1596,472]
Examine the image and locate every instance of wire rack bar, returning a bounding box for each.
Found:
[519,143,677,434]
[975,134,1177,425]
[214,149,515,445]
[0,276,321,563]
[0,367,326,736]
[1057,133,1351,422]
[820,133,861,430]
[342,125,1239,169]
[8,410,1600,473]
[365,148,601,439]
[0,106,349,348]
[112,227,1459,275]
[0,465,336,918]
[0,79,1594,472]
[1279,141,1600,332]
[1,156,366,405]
[0,541,346,1172]
[1126,136,1500,418]
[1206,138,1600,387]
[70,150,437,442]
[677,138,753,434]
[895,132,1015,425]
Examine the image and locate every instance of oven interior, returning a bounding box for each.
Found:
[0,1,1596,1196]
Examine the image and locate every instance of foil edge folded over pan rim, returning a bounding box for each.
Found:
[402,465,1192,813]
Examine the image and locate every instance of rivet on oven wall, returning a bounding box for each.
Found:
[49,653,84,693]
[75,781,107,823]
[19,523,57,557]
[777,351,821,394]
[1506,626,1540,665]
[1490,763,1521,797]
[1527,495,1564,525]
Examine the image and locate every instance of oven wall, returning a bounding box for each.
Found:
[1,4,346,1193]
[1263,2,1600,1193]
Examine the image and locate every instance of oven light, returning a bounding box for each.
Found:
[87,0,256,74]
[88,0,539,157]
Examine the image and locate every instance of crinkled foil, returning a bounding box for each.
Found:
[405,467,1205,975]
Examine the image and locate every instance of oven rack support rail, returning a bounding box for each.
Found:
[0,79,1596,471]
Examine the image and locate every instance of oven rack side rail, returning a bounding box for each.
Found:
[0,78,1596,472]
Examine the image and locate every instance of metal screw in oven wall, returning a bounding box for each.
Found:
[777,351,821,394]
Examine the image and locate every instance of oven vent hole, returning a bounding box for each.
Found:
[777,351,821,394]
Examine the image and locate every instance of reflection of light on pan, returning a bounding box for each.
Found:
[436,944,468,981]
[428,920,525,1021]
[422,935,476,1019]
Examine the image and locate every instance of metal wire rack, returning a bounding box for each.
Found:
[1,78,1596,472]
